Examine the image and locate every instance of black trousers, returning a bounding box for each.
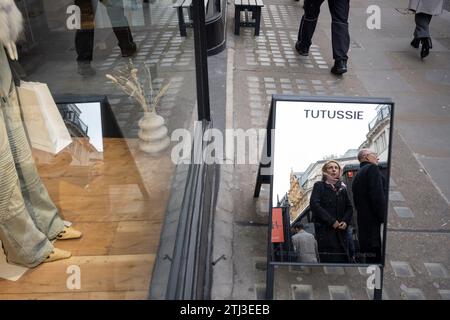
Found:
[297,0,350,61]
[75,0,135,62]
[76,27,135,61]
[414,13,432,39]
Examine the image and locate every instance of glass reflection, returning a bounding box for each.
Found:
[272,101,391,265]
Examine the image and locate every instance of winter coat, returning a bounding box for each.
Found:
[351,162,386,251]
[0,0,23,46]
[310,180,353,263]
[409,0,444,15]
[291,230,318,263]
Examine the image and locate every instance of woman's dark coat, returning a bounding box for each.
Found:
[310,180,353,263]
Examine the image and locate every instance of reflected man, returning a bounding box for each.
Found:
[291,222,318,263]
[352,149,386,264]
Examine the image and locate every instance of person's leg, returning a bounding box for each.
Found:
[75,29,94,62]
[296,0,325,54]
[328,0,350,62]
[112,26,136,56]
[75,0,96,75]
[414,13,432,39]
[4,87,65,240]
[75,0,96,62]
[415,13,433,58]
[105,1,137,56]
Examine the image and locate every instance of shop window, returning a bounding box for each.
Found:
[0,0,199,299]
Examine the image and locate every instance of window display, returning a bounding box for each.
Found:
[0,0,82,268]
[0,0,199,299]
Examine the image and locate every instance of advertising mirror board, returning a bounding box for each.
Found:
[267,96,394,267]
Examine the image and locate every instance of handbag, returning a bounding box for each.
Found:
[17,81,72,154]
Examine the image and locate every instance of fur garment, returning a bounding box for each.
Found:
[0,0,23,46]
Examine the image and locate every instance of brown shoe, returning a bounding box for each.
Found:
[56,226,83,240]
[44,248,71,263]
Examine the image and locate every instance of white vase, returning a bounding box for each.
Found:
[138,112,170,154]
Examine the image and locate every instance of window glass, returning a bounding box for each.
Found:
[0,0,196,298]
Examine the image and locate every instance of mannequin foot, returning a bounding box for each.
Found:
[44,248,71,263]
[56,226,82,240]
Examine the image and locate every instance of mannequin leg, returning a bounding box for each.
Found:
[3,88,65,240]
[0,99,54,268]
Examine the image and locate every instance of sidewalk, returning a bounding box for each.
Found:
[211,0,450,300]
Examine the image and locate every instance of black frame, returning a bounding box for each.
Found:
[255,95,395,300]
[54,95,123,138]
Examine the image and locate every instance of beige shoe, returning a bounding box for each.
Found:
[56,226,83,240]
[44,248,71,263]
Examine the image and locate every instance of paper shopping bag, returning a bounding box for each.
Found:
[17,81,72,154]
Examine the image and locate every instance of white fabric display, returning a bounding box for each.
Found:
[17,81,72,154]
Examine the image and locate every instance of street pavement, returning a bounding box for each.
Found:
[211,0,450,300]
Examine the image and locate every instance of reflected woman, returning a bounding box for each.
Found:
[310,160,353,263]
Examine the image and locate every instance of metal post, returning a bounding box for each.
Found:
[192,0,211,121]
[265,264,274,300]
[374,266,384,300]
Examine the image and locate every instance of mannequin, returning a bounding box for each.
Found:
[0,0,82,267]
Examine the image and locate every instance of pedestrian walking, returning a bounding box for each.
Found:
[409,0,445,59]
[295,0,350,75]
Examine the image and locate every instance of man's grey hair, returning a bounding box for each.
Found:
[357,149,374,162]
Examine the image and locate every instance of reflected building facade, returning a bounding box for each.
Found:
[359,104,391,161]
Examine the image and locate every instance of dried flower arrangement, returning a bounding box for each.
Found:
[106,60,170,114]
[105,60,172,154]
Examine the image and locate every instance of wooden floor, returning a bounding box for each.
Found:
[0,138,174,299]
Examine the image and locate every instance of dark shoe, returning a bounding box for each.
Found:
[295,41,309,56]
[331,60,347,75]
[420,37,432,59]
[120,42,137,57]
[77,61,96,77]
[410,38,420,49]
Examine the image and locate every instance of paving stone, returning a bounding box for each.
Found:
[391,261,415,277]
[289,265,312,274]
[438,290,450,300]
[358,267,369,275]
[255,284,266,300]
[257,200,269,217]
[329,286,352,300]
[217,188,234,213]
[291,284,314,300]
[401,287,425,300]
[254,257,267,271]
[393,207,414,218]
[424,263,449,278]
[389,191,406,202]
[390,178,397,187]
[323,266,345,275]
